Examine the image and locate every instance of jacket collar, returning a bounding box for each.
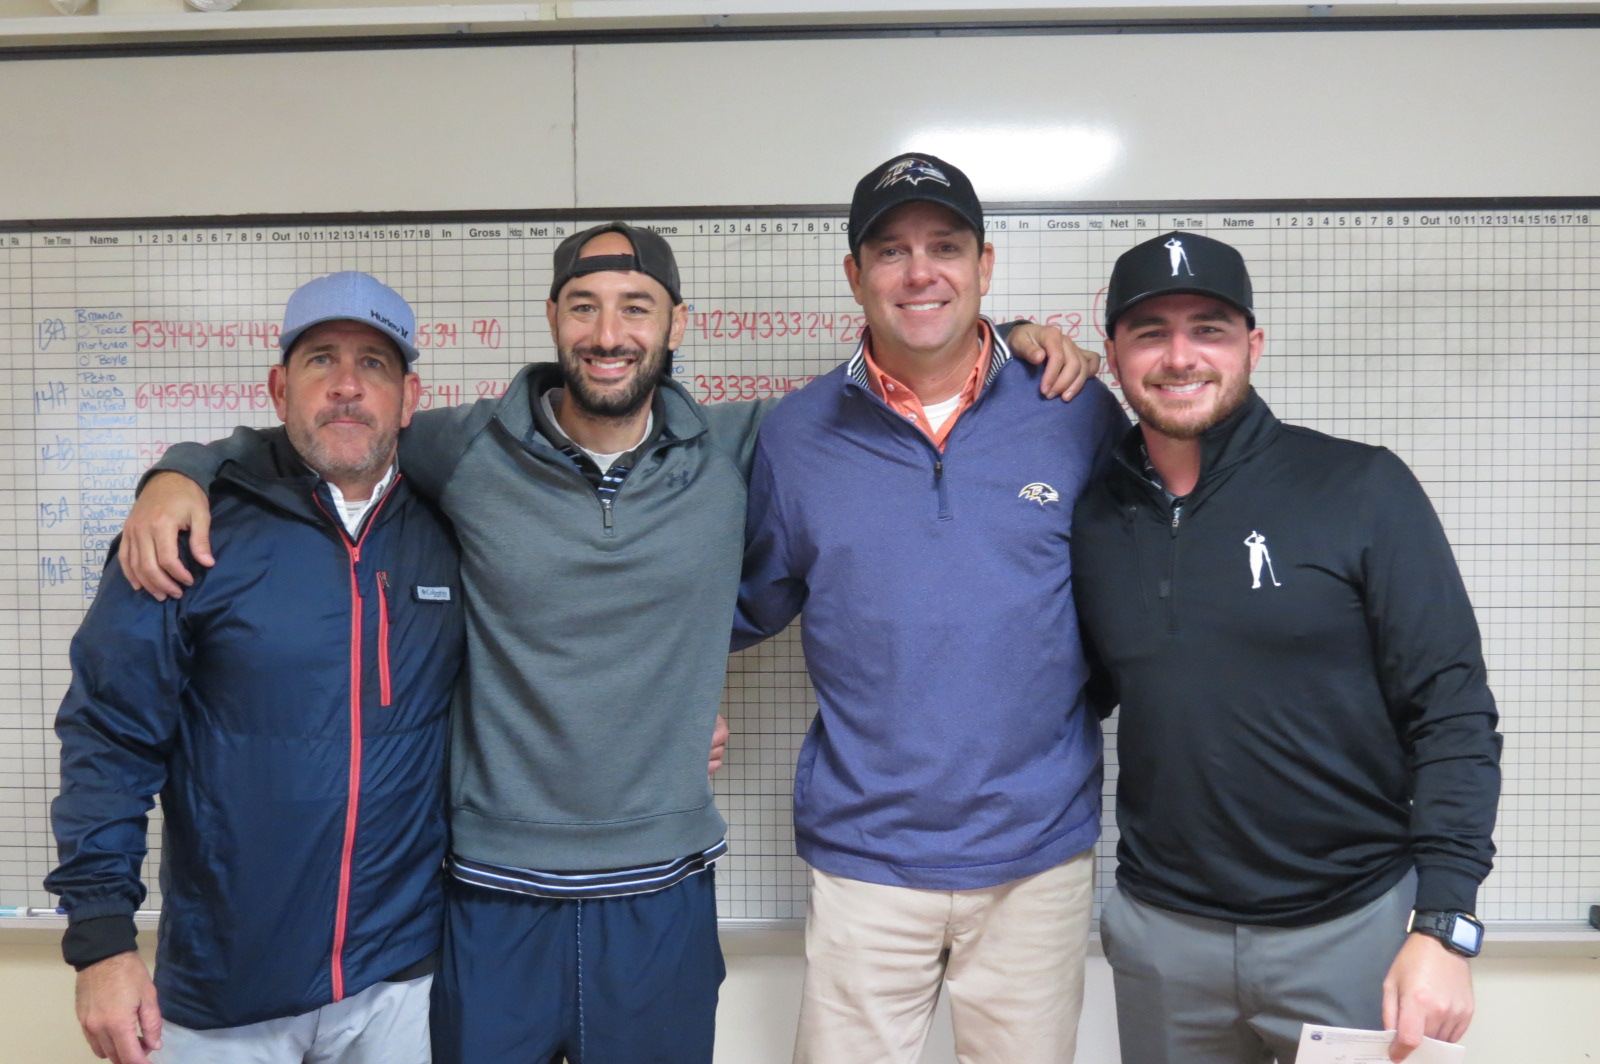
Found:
[215,427,402,532]
[845,316,1010,395]
[496,361,710,452]
[1114,387,1281,502]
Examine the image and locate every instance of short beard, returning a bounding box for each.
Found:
[1127,376,1251,441]
[288,405,400,488]
[560,339,670,421]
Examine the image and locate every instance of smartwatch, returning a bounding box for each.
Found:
[1407,909,1484,958]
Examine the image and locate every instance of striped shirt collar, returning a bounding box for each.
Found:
[846,315,1010,393]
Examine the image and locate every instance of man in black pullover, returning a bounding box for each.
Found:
[1071,232,1501,1064]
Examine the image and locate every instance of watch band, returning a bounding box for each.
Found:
[1408,909,1484,957]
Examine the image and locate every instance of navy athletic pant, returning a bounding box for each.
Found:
[430,872,725,1064]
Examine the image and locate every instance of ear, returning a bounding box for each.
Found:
[1104,340,1122,386]
[843,253,866,308]
[978,242,995,298]
[269,363,290,423]
[400,371,422,428]
[668,301,688,352]
[1247,327,1265,372]
[546,298,560,338]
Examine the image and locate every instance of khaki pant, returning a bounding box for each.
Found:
[794,850,1095,1064]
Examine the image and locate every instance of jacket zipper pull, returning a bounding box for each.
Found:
[602,497,614,531]
[933,459,944,483]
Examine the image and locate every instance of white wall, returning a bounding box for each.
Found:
[2,27,1597,221]
[2,23,1597,1063]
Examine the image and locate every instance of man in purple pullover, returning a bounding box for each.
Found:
[736,154,1127,1064]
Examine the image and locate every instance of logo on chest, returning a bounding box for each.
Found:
[1243,530,1282,589]
[665,468,692,490]
[1017,482,1060,506]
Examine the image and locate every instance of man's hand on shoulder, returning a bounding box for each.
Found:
[1007,321,1101,401]
[120,472,213,601]
[75,951,162,1064]
[1382,931,1474,1061]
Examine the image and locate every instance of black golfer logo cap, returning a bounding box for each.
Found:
[1104,231,1255,336]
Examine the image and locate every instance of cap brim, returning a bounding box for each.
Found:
[279,315,421,364]
[1108,286,1254,330]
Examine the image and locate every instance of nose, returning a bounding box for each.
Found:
[327,359,365,401]
[1164,332,1201,371]
[592,306,625,349]
[904,248,937,287]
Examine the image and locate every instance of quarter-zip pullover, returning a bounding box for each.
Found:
[736,321,1128,890]
[1072,390,1501,925]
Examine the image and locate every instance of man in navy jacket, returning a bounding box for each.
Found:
[1072,232,1500,1063]
[47,273,463,1064]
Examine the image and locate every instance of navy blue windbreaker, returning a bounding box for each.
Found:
[47,430,464,1030]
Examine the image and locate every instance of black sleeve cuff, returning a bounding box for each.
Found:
[62,915,138,971]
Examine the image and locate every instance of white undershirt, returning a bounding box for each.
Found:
[325,463,397,537]
[920,392,963,435]
[540,388,654,473]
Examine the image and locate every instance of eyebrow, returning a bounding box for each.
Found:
[865,226,967,247]
[1122,307,1239,331]
[562,285,658,304]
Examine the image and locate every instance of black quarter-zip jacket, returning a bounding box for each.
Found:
[1072,389,1501,926]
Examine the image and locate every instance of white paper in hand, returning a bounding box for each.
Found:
[1297,1024,1466,1063]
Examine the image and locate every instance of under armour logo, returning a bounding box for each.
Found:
[666,469,691,489]
[1244,530,1281,588]
[1017,482,1060,506]
[1166,236,1193,277]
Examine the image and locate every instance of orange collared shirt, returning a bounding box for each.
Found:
[862,325,993,452]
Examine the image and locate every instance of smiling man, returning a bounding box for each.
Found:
[735,154,1127,1064]
[47,272,463,1064]
[1071,232,1502,1064]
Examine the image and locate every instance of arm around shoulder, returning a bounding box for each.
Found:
[397,400,498,501]
[701,396,780,481]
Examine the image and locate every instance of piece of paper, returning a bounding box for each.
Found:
[1297,1024,1466,1063]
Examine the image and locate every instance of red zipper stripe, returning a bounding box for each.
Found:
[376,573,392,707]
[314,474,402,1004]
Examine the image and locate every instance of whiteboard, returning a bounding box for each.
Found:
[1,203,1594,926]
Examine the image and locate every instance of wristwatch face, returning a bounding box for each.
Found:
[1447,914,1484,955]
[1414,910,1483,956]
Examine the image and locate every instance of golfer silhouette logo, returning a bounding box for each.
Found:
[1244,530,1281,589]
[1166,236,1193,277]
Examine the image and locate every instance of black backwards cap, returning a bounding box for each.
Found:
[848,152,985,256]
[548,221,683,305]
[1104,231,1255,335]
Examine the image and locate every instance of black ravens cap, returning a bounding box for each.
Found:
[549,221,683,306]
[848,153,985,256]
[1104,231,1255,336]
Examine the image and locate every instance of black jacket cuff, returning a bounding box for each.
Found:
[62,915,138,970]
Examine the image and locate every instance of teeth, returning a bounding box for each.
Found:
[1160,382,1206,394]
[902,302,944,311]
[590,359,630,369]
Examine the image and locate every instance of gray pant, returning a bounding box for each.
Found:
[1100,873,1415,1064]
